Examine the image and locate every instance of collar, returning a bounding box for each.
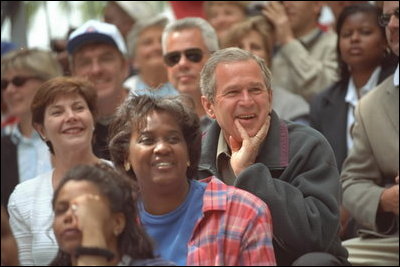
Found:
[345,66,382,106]
[9,124,41,145]
[298,28,323,49]
[199,176,229,212]
[394,64,399,87]
[200,111,289,171]
[216,130,230,160]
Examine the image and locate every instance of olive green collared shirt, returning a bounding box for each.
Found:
[216,131,236,185]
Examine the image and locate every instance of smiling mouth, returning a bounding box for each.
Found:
[236,114,256,120]
[62,128,84,134]
[153,162,174,170]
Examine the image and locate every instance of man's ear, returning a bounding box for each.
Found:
[201,96,216,119]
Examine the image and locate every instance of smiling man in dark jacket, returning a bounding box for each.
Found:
[198,47,349,266]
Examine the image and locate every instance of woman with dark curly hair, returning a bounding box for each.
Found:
[51,163,174,266]
[108,95,276,266]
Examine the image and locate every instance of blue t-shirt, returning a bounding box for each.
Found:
[139,180,206,266]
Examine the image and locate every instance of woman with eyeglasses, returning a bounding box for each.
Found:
[109,94,276,266]
[7,77,108,266]
[1,49,62,206]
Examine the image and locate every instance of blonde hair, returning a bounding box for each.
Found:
[1,48,62,80]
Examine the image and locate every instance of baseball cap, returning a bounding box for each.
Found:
[67,20,127,55]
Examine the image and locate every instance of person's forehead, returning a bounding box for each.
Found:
[73,42,121,57]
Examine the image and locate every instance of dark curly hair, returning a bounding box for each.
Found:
[108,95,201,181]
[50,163,155,266]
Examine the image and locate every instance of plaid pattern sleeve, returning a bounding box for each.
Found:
[187,177,276,266]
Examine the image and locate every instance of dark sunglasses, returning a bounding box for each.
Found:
[164,48,203,67]
[379,7,399,27]
[1,76,41,91]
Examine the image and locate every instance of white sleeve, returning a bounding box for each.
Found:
[8,187,34,266]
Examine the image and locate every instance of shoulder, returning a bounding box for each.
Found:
[359,75,394,109]
[318,29,337,46]
[287,121,330,145]
[8,171,53,206]
[201,177,269,216]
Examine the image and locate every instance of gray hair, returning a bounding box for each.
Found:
[162,17,219,54]
[200,47,272,102]
[127,15,169,58]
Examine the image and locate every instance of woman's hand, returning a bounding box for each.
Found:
[70,194,109,247]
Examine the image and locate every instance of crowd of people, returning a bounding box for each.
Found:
[1,1,398,266]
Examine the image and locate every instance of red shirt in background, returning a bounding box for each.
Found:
[169,1,205,19]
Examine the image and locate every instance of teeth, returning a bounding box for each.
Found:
[64,128,82,134]
[155,162,172,167]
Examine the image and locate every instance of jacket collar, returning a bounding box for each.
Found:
[200,111,289,172]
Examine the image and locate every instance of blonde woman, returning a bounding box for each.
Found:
[1,49,62,205]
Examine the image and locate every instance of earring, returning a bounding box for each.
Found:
[124,162,131,172]
[186,161,191,167]
[114,228,121,236]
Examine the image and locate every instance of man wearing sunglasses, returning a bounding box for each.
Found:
[162,17,219,132]
[340,1,399,265]
[67,20,130,160]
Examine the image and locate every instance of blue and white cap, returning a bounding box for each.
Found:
[67,20,127,55]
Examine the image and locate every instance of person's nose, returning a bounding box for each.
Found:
[62,207,75,225]
[238,90,255,106]
[88,59,102,75]
[154,140,172,155]
[65,108,78,122]
[350,31,361,43]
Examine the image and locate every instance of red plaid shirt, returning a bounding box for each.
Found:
[187,177,276,266]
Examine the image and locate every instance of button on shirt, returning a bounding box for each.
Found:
[345,66,381,151]
[10,126,52,183]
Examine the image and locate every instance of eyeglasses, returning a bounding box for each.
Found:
[1,76,41,91]
[164,48,203,67]
[379,8,399,27]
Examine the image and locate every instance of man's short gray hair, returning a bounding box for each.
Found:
[200,47,272,102]
[162,17,219,54]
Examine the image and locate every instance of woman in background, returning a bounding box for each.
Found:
[1,49,62,206]
[8,77,107,265]
[309,3,397,240]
